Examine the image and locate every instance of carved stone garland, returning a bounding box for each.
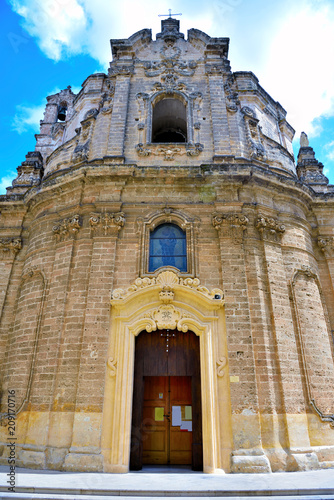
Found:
[241,106,266,161]
[72,108,99,163]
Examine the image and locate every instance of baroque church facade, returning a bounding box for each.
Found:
[1,18,334,474]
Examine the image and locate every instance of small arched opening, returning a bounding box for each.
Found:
[152,97,187,143]
[57,102,68,122]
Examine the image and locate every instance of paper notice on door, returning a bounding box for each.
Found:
[180,420,192,432]
[185,406,192,420]
[172,406,182,426]
[155,407,164,421]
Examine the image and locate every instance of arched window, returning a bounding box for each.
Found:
[149,223,187,272]
[152,98,187,143]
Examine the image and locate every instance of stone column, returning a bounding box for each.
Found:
[213,212,271,473]
[255,214,316,471]
[106,69,132,159]
[64,211,125,472]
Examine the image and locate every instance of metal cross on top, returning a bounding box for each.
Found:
[158,9,182,18]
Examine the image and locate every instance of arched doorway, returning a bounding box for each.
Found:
[130,329,202,470]
[102,270,232,474]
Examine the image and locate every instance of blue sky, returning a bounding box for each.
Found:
[1,0,334,193]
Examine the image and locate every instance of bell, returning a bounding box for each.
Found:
[57,106,67,121]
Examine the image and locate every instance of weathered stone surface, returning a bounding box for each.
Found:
[0,17,334,475]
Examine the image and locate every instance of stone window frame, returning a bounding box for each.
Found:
[146,91,195,145]
[137,208,198,278]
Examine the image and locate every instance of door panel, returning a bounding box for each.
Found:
[142,376,192,465]
[142,377,168,464]
[169,376,192,464]
[130,330,203,470]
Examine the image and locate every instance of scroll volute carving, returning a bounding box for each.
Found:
[212,213,249,244]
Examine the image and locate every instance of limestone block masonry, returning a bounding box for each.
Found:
[1,18,334,474]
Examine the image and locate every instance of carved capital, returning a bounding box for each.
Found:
[255,214,285,242]
[212,213,249,244]
[318,236,334,258]
[52,214,81,241]
[0,237,22,258]
[89,212,125,236]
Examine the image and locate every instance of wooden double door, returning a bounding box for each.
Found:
[130,330,203,470]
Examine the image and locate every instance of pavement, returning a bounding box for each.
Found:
[0,465,333,499]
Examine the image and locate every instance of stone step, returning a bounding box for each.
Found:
[2,493,334,500]
[1,468,334,500]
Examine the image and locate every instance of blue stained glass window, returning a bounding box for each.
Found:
[149,223,187,272]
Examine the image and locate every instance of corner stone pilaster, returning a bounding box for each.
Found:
[213,212,271,473]
[0,237,22,317]
[106,70,132,159]
[64,211,125,472]
[255,214,316,471]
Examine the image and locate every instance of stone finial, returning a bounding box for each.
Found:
[300,132,309,147]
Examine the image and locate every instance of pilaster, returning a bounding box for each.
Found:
[255,214,315,470]
[106,71,132,159]
[213,211,271,472]
[206,69,232,158]
[64,211,125,471]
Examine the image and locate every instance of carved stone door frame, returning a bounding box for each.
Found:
[101,270,232,473]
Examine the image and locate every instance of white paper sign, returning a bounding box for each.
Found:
[180,421,192,432]
[172,406,182,426]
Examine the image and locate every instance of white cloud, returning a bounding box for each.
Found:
[324,140,334,161]
[0,173,17,195]
[255,2,334,138]
[9,0,87,60]
[12,103,45,134]
[9,0,334,144]
[12,102,46,134]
